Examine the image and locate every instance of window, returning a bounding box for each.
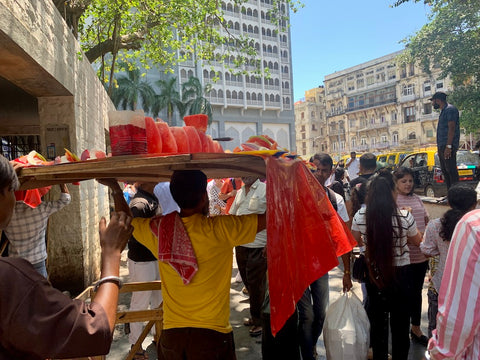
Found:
[391,112,397,124]
[366,76,374,85]
[424,81,431,92]
[426,129,434,138]
[404,106,415,123]
[349,119,355,128]
[408,63,415,76]
[424,103,432,115]
[408,132,416,140]
[347,83,355,91]
[348,97,354,109]
[351,138,356,148]
[381,135,387,143]
[312,124,317,131]
[301,112,304,120]
[301,133,306,140]
[436,81,444,89]
[357,79,364,88]
[361,137,367,145]
[388,70,396,80]
[301,125,305,131]
[402,84,415,96]
[392,132,399,144]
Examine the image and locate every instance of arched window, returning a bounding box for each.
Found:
[262,27,265,35]
[274,78,279,86]
[218,90,224,98]
[275,95,280,102]
[225,72,231,81]
[243,24,247,32]
[188,70,193,77]
[227,3,233,11]
[254,26,259,34]
[247,8,252,16]
[252,93,257,100]
[211,89,217,97]
[253,9,258,17]
[285,97,290,104]
[270,94,275,102]
[221,2,226,10]
[273,46,278,54]
[226,90,231,99]
[181,69,187,78]
[209,70,215,79]
[258,93,263,101]
[248,25,253,33]
[267,29,271,37]
[285,81,289,89]
[232,91,238,99]
[235,22,240,30]
[246,92,251,100]
[273,62,279,70]
[239,91,244,100]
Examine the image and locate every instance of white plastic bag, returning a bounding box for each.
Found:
[323,291,370,360]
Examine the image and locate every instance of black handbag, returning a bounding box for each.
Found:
[352,254,368,283]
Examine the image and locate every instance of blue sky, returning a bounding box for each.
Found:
[290,0,432,101]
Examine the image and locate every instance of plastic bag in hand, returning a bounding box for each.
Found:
[323,291,370,360]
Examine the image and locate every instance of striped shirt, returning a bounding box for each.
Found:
[5,193,71,265]
[428,210,480,359]
[352,207,417,267]
[420,218,451,292]
[396,193,428,264]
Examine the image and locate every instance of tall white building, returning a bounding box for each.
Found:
[169,0,295,151]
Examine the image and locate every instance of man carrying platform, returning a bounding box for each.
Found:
[101,170,266,360]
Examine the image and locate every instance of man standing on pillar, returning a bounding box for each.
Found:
[431,91,460,190]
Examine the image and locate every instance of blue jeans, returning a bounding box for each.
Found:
[32,260,48,279]
[297,273,329,360]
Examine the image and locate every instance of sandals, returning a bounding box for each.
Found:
[249,325,262,337]
[131,346,149,360]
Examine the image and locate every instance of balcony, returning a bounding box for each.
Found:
[264,84,280,91]
[419,113,438,122]
[282,88,291,95]
[283,103,291,110]
[352,144,370,152]
[225,80,243,87]
[263,35,278,42]
[208,96,224,105]
[246,99,263,107]
[226,98,244,106]
[326,109,345,117]
[328,129,345,137]
[280,41,288,48]
[242,14,258,22]
[345,98,397,113]
[265,100,281,108]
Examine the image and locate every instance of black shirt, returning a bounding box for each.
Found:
[127,189,159,262]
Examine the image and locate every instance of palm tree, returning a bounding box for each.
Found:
[181,76,213,125]
[111,67,156,112]
[152,77,182,125]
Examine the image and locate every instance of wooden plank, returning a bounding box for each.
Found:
[115,308,163,324]
[17,153,266,190]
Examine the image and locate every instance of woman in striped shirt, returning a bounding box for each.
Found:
[394,166,430,346]
[351,170,422,359]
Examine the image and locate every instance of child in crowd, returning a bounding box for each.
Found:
[393,166,430,346]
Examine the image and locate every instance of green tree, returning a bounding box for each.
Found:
[52,0,303,86]
[152,77,182,126]
[110,66,156,111]
[181,77,213,125]
[396,0,480,133]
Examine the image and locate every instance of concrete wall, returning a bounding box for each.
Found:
[0,0,113,292]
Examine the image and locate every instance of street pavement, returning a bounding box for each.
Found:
[107,253,432,360]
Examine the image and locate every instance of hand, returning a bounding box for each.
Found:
[230,189,237,197]
[99,211,133,256]
[343,273,353,292]
[444,147,452,160]
[9,160,25,174]
[401,206,412,213]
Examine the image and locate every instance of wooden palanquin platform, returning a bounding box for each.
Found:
[18,153,266,190]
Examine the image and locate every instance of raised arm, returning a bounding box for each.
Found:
[97,179,132,216]
[93,211,133,331]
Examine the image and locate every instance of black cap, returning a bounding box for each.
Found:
[429,91,447,101]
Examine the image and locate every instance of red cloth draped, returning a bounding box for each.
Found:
[266,157,356,336]
[150,212,198,284]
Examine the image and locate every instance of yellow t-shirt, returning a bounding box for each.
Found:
[132,213,258,333]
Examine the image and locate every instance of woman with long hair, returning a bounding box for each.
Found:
[351,170,422,359]
[420,183,477,339]
[393,166,430,345]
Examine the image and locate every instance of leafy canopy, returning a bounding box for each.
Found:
[396,0,480,133]
[58,0,302,85]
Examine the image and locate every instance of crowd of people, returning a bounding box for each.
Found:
[1,130,479,359]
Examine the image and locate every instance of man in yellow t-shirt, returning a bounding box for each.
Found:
[104,170,266,360]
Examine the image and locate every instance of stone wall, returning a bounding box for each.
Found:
[0,0,113,292]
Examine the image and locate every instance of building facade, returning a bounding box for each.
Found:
[156,0,296,151]
[323,51,452,159]
[294,86,327,157]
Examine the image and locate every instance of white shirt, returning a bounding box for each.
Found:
[229,180,266,248]
[347,158,360,180]
[154,182,180,215]
[335,192,349,223]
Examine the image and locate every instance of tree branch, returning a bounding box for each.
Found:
[85,32,145,63]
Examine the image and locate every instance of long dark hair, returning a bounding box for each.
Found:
[365,170,402,288]
[440,184,477,241]
[350,179,367,219]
